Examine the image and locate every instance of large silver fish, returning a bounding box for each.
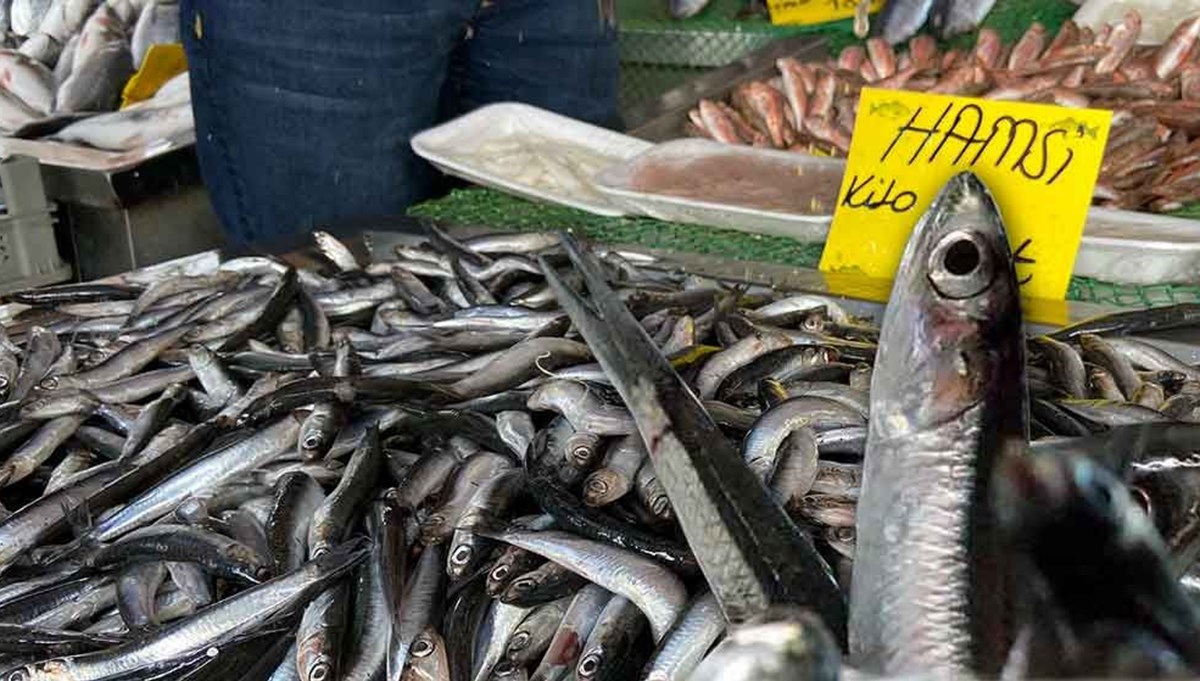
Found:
[850,172,1027,676]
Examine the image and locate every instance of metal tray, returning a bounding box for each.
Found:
[1075,207,1200,285]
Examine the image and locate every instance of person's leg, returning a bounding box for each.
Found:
[452,0,619,129]
[181,0,474,248]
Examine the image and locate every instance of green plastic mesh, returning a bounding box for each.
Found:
[620,63,711,119]
[410,188,826,267]
[409,188,1200,309]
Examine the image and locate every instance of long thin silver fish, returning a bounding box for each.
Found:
[851,173,1026,676]
[641,591,725,681]
[540,235,846,639]
[486,529,685,642]
[3,539,369,681]
[89,415,301,541]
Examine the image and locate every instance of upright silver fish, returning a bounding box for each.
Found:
[850,173,1027,676]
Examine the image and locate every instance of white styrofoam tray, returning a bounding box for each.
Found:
[597,139,1200,284]
[593,139,843,242]
[1075,207,1200,285]
[411,103,652,217]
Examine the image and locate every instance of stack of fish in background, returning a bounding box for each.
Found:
[685,9,1200,213]
[0,0,190,151]
[0,173,1197,678]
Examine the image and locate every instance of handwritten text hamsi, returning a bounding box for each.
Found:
[820,88,1112,301]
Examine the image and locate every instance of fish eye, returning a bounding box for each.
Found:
[943,238,980,276]
[579,653,602,676]
[927,230,995,300]
[509,632,530,650]
[8,669,29,681]
[451,545,472,566]
[39,377,57,390]
[585,478,608,495]
[491,565,509,581]
[302,435,321,450]
[511,578,533,592]
[310,662,330,681]
[412,637,435,657]
[494,662,518,677]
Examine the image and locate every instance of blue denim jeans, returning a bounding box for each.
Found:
[181,0,619,248]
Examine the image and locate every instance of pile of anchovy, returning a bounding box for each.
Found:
[687,11,1200,213]
[2,177,1200,680]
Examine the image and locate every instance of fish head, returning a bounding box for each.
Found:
[487,560,515,594]
[877,172,1024,429]
[566,432,602,467]
[0,661,67,681]
[992,451,1193,649]
[446,536,477,581]
[296,630,336,681]
[690,609,841,681]
[994,451,1166,579]
[490,661,527,681]
[33,374,66,392]
[504,572,541,599]
[576,647,609,676]
[403,628,449,681]
[1130,463,1200,551]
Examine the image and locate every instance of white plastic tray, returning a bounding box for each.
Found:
[593,139,843,242]
[411,103,652,217]
[1075,207,1200,285]
[597,139,1200,284]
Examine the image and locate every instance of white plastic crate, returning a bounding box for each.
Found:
[0,155,71,295]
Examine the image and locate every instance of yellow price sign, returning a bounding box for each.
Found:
[819,87,1112,302]
[767,0,884,26]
